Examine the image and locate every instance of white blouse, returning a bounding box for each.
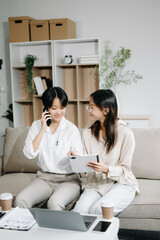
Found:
[23,117,83,174]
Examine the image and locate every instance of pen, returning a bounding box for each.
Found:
[56,140,58,146]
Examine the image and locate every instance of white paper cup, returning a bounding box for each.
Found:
[100,201,115,220]
[0,193,13,211]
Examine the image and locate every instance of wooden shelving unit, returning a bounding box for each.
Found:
[10,38,99,128]
[10,41,53,127]
[54,38,99,128]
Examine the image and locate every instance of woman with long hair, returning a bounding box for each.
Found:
[72,89,139,216]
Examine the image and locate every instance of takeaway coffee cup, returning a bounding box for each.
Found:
[0,193,13,211]
[101,201,115,220]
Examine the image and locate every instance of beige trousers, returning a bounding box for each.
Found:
[15,171,80,210]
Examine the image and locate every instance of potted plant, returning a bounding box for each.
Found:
[96,41,143,89]
[24,54,38,99]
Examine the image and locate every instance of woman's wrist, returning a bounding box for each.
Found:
[103,165,109,175]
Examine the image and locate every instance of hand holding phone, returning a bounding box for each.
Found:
[43,107,52,126]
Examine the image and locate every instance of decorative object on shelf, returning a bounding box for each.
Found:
[96,41,143,89]
[78,55,99,64]
[1,103,13,122]
[24,54,38,99]
[33,76,45,95]
[64,55,73,64]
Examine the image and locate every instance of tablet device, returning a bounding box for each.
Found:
[69,154,99,173]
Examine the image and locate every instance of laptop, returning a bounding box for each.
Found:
[29,208,97,232]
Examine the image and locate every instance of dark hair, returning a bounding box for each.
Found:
[90,89,118,152]
[42,87,68,108]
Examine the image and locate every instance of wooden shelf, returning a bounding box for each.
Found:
[57,63,98,67]
[13,65,52,69]
[14,100,33,103]
[10,38,99,127]
[78,63,99,66]
[79,99,90,102]
[56,64,77,67]
[33,95,42,98]
[68,99,78,102]
[54,38,100,128]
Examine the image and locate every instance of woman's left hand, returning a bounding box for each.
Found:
[87,161,109,174]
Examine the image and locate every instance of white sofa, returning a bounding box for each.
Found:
[0,127,160,233]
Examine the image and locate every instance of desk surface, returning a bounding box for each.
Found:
[0,215,119,240]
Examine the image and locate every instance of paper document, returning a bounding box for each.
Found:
[69,154,99,173]
[0,207,36,231]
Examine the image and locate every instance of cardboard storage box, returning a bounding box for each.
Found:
[49,18,76,40]
[30,20,49,41]
[8,16,34,43]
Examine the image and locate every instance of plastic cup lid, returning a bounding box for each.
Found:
[0,193,13,200]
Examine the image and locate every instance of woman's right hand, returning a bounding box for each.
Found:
[41,111,50,130]
[67,149,79,157]
[33,111,51,152]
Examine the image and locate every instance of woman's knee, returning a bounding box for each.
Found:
[47,198,63,210]
[72,197,89,214]
[14,193,32,208]
[73,188,101,214]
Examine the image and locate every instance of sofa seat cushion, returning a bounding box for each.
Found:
[0,173,36,197]
[118,179,160,219]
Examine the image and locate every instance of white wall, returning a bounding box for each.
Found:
[0,0,160,154]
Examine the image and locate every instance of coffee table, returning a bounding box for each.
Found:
[0,215,119,240]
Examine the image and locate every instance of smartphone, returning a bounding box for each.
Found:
[92,221,111,232]
[43,107,52,126]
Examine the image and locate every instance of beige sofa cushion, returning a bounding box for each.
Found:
[132,128,160,179]
[3,127,40,173]
[118,179,160,219]
[0,173,36,196]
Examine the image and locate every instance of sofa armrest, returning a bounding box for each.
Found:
[0,156,3,176]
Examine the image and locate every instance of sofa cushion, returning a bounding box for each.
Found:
[118,179,160,219]
[3,127,40,173]
[0,173,36,196]
[132,128,160,179]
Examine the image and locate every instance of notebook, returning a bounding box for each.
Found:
[0,207,36,231]
[29,208,97,232]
